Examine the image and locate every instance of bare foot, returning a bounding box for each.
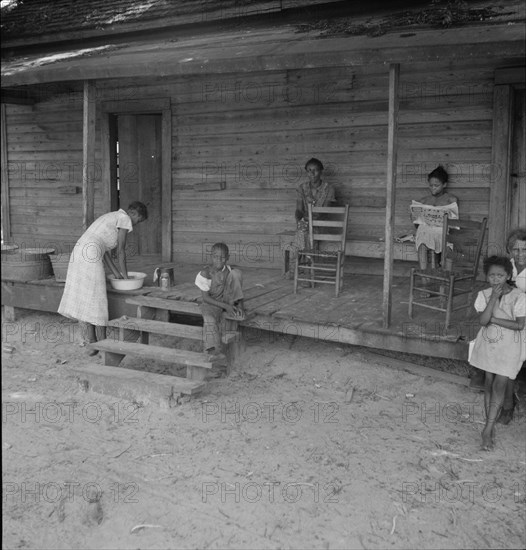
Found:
[481,428,494,451]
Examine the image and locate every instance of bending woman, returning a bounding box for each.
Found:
[284,158,336,278]
[58,201,148,353]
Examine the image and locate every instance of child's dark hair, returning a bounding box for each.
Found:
[483,255,513,278]
[427,165,449,184]
[305,157,324,171]
[212,242,229,256]
[128,201,148,220]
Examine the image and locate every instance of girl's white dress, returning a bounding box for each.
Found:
[469,287,526,379]
[58,210,133,326]
[413,201,458,254]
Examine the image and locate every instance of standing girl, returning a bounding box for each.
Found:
[469,256,526,450]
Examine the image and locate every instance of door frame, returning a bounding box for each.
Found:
[101,98,172,261]
[489,67,525,254]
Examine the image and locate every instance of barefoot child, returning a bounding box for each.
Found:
[469,256,526,450]
[411,166,458,273]
[195,243,245,357]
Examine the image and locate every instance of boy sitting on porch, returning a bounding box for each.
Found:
[195,242,245,357]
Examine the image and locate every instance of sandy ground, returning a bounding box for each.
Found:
[2,309,525,550]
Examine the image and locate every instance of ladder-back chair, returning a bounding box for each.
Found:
[294,204,350,297]
[408,216,488,328]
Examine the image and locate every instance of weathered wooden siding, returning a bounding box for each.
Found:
[4,57,500,266]
[5,96,104,253]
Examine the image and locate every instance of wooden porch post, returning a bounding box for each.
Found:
[161,104,172,262]
[82,81,96,230]
[382,63,400,328]
[488,85,513,254]
[1,104,11,242]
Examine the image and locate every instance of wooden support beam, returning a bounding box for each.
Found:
[3,37,524,88]
[488,85,513,254]
[382,63,400,329]
[82,81,96,231]
[1,104,11,242]
[162,104,172,262]
[241,314,468,360]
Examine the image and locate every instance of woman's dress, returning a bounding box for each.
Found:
[512,258,526,292]
[58,209,132,325]
[283,181,336,276]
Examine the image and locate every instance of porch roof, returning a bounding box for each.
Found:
[2,3,524,87]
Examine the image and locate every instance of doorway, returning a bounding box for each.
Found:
[111,114,162,256]
[102,98,172,261]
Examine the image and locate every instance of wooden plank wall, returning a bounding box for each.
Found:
[4,57,497,267]
[4,94,104,254]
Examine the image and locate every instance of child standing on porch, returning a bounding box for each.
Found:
[469,256,526,450]
[195,243,245,357]
[411,166,458,272]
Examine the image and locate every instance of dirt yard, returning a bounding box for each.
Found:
[2,310,525,550]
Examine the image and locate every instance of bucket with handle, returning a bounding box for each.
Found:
[153,267,175,289]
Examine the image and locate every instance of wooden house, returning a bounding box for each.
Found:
[1,0,525,356]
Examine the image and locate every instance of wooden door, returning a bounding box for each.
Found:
[117,114,162,256]
[509,89,526,231]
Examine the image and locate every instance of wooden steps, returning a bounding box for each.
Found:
[89,339,223,369]
[108,316,202,340]
[108,315,238,344]
[84,293,243,404]
[126,295,201,315]
[71,363,205,408]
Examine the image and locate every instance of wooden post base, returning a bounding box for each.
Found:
[3,305,16,321]
[223,319,245,375]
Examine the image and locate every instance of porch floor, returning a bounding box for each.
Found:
[2,255,481,360]
[114,255,480,360]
